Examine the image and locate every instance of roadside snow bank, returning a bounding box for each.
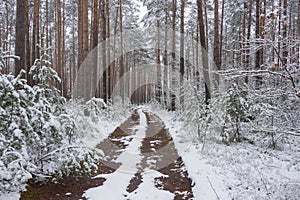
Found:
[153,107,300,200]
[0,192,20,200]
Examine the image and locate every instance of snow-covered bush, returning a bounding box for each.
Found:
[182,81,252,143]
[181,82,208,141]
[0,51,98,192]
[246,87,300,149]
[182,72,300,149]
[211,83,251,142]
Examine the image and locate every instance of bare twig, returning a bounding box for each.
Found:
[207,176,221,200]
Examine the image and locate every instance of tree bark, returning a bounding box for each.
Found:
[106,0,111,100]
[282,0,288,67]
[32,0,41,67]
[213,0,220,88]
[180,0,185,106]
[170,0,176,111]
[56,0,62,90]
[25,0,31,80]
[78,0,83,68]
[82,0,89,58]
[101,0,107,101]
[113,6,119,100]
[15,0,27,76]
[156,20,162,102]
[197,0,210,104]
[219,0,225,68]
[91,0,99,98]
[163,7,168,108]
[119,0,124,103]
[255,0,262,87]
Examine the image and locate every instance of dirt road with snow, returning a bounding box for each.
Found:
[21,109,194,200]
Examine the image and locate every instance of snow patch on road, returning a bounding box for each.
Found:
[83,109,147,200]
[126,168,175,200]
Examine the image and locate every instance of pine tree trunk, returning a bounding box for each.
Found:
[196,25,200,90]
[62,0,67,97]
[197,0,211,104]
[101,0,107,101]
[56,0,62,91]
[106,0,111,100]
[15,0,27,76]
[179,0,185,106]
[163,11,168,108]
[78,0,83,68]
[82,0,89,58]
[170,0,176,111]
[113,6,119,100]
[282,0,288,67]
[25,0,31,80]
[119,0,124,103]
[255,0,261,87]
[32,0,41,69]
[156,20,162,102]
[246,0,252,85]
[213,0,220,89]
[92,0,99,98]
[219,0,225,68]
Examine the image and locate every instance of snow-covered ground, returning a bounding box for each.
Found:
[80,104,133,149]
[2,105,298,200]
[0,192,20,200]
[154,107,300,200]
[84,108,175,200]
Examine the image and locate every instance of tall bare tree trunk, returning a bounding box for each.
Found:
[246,0,252,84]
[78,0,83,68]
[255,0,261,87]
[163,8,168,108]
[32,0,41,65]
[15,0,27,76]
[82,0,89,58]
[106,0,111,100]
[179,0,185,106]
[62,0,67,97]
[56,0,62,91]
[204,0,209,50]
[170,0,176,111]
[242,2,247,66]
[101,0,107,101]
[219,0,225,68]
[197,0,210,104]
[46,0,49,49]
[25,0,31,80]
[196,25,200,89]
[113,7,119,100]
[119,0,124,102]
[156,20,162,102]
[260,0,266,67]
[278,0,282,65]
[213,0,220,89]
[91,0,99,98]
[282,0,288,67]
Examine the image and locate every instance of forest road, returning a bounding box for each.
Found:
[21,109,194,200]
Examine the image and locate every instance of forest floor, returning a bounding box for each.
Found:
[20,109,194,200]
[15,106,300,200]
